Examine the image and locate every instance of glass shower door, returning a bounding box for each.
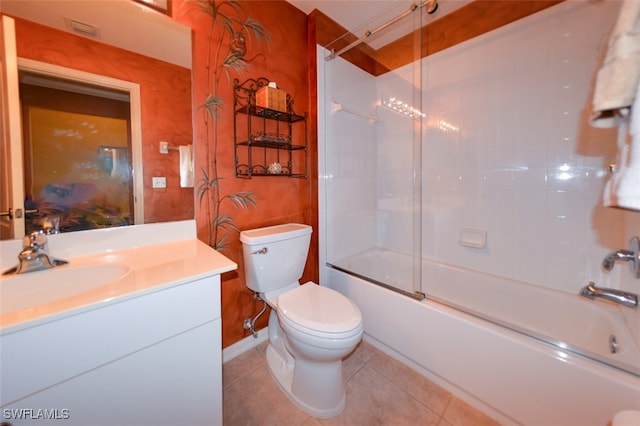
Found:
[322,4,425,299]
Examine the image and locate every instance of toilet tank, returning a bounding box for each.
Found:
[240,223,312,294]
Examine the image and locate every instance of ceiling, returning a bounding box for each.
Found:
[1,0,470,68]
[286,0,471,50]
[0,0,191,68]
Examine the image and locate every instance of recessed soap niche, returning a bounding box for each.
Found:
[459,228,487,249]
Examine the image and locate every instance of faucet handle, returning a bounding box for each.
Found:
[23,230,48,250]
[603,236,640,278]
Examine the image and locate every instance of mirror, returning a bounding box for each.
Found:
[1,0,194,239]
[19,69,136,234]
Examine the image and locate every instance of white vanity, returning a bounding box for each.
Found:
[0,220,236,425]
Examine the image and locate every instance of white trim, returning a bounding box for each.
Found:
[16,58,144,225]
[2,16,25,238]
[222,328,268,363]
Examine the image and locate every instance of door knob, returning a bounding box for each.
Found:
[0,208,38,219]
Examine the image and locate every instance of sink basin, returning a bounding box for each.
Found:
[1,263,130,314]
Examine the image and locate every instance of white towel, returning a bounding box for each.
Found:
[591,0,640,128]
[612,411,640,426]
[179,145,194,188]
[592,0,640,210]
[603,80,640,210]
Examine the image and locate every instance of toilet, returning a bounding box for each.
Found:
[240,223,363,418]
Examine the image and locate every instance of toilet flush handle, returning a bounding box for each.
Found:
[251,247,268,255]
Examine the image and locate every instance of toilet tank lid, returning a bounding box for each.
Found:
[240,223,312,245]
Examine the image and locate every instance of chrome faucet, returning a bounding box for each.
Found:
[3,231,68,275]
[603,249,637,270]
[602,236,640,278]
[579,282,638,308]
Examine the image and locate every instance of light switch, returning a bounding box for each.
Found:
[152,177,167,188]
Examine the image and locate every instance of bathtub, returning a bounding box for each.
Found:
[323,248,640,426]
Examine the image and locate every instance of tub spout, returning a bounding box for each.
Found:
[579,282,638,308]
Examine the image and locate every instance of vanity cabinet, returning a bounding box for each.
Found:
[0,275,223,425]
[233,77,307,178]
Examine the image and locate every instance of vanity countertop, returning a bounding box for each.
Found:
[0,220,237,334]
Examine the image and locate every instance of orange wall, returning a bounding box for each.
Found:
[173,0,318,347]
[10,0,317,349]
[12,16,194,224]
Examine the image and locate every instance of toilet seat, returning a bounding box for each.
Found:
[278,282,362,339]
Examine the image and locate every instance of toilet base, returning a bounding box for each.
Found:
[265,344,346,419]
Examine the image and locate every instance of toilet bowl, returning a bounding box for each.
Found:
[240,224,363,418]
[265,282,363,418]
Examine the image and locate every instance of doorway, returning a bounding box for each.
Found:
[1,55,144,240]
[20,72,133,233]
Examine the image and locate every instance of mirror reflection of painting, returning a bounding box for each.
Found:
[24,108,132,234]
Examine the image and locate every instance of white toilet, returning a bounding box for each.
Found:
[240,223,363,418]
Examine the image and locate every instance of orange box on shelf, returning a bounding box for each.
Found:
[256,86,287,112]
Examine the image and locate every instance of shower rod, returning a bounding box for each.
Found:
[325,0,438,61]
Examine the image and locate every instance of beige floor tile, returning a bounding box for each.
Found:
[441,397,501,426]
[223,363,312,425]
[367,351,452,416]
[255,340,268,356]
[341,340,380,382]
[342,351,366,382]
[223,347,265,388]
[350,340,379,363]
[301,417,325,426]
[319,365,440,426]
[222,341,500,426]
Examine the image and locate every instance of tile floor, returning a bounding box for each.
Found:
[223,340,501,425]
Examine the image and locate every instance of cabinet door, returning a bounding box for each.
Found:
[1,276,220,406]
[2,320,222,426]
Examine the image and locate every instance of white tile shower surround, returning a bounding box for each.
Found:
[315,2,639,424]
[323,0,640,298]
[223,340,501,426]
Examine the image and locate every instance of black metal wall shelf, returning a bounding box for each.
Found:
[233,77,307,178]
[236,105,306,123]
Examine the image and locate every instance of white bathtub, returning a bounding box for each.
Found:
[324,248,640,426]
